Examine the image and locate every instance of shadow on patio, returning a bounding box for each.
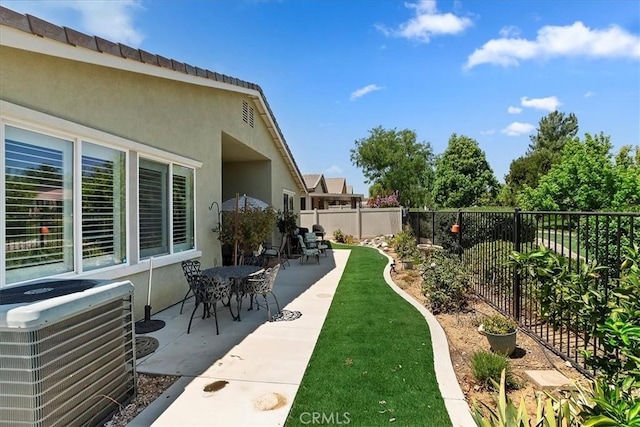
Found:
[131,249,349,426]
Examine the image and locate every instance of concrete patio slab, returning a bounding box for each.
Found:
[131,249,349,426]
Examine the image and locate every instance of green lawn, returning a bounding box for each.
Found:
[285,245,451,426]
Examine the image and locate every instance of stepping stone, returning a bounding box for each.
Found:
[524,370,575,390]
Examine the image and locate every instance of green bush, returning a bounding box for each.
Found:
[332,229,355,245]
[421,251,471,314]
[481,314,517,334]
[470,351,518,391]
[391,227,419,261]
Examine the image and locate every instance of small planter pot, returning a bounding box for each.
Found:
[481,329,517,356]
[400,260,414,270]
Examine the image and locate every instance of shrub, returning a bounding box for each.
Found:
[472,369,577,426]
[333,229,355,245]
[391,227,419,261]
[470,351,518,391]
[480,314,517,334]
[421,251,471,314]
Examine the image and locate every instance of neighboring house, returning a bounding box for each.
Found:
[0,7,307,318]
[301,173,363,210]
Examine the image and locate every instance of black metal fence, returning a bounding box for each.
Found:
[406,209,639,375]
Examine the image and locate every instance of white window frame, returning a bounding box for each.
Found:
[1,101,201,287]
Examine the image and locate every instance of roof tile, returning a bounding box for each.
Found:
[171,59,187,73]
[0,6,31,33]
[196,67,207,77]
[156,54,172,69]
[27,14,66,43]
[139,49,159,65]
[119,43,141,61]
[64,27,98,51]
[95,36,121,56]
[185,63,197,75]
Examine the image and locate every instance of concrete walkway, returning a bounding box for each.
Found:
[128,248,474,426]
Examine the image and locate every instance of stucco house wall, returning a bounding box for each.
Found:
[0,11,304,319]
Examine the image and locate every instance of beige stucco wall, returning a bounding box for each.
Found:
[300,208,402,239]
[0,45,301,319]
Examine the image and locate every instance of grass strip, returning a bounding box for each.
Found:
[286,245,452,426]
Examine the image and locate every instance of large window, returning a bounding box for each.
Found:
[5,126,73,283]
[172,165,195,253]
[3,119,197,286]
[138,159,195,259]
[82,143,126,271]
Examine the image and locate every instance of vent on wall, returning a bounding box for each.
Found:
[242,100,254,128]
[0,281,136,427]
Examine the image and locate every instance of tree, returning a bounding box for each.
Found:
[528,111,578,154]
[350,126,434,207]
[432,134,499,208]
[504,112,579,201]
[518,133,616,211]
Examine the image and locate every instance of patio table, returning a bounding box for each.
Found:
[202,265,263,321]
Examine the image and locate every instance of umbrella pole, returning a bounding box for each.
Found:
[233,193,239,265]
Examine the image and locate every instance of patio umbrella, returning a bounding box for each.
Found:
[221,194,269,211]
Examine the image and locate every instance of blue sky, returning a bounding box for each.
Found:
[3,0,639,196]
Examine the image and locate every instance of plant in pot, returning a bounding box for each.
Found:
[217,206,277,265]
[276,209,298,258]
[392,228,419,270]
[478,314,518,356]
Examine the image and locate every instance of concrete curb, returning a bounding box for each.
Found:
[376,248,476,427]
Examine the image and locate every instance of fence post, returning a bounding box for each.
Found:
[431,211,435,244]
[457,210,463,261]
[513,208,522,320]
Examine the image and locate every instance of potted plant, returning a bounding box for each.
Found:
[478,314,518,356]
[217,206,277,265]
[392,228,419,270]
[276,209,298,258]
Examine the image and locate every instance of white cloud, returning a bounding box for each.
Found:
[480,129,495,135]
[325,165,342,174]
[521,96,561,111]
[507,106,522,114]
[3,0,145,46]
[501,122,535,136]
[465,21,640,69]
[376,0,472,43]
[499,25,521,38]
[584,91,595,98]
[350,84,382,101]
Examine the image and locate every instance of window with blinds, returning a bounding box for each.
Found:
[172,165,194,252]
[82,142,126,270]
[4,126,74,284]
[139,159,169,258]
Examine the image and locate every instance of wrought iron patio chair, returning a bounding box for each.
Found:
[262,235,290,269]
[244,264,281,321]
[180,260,201,314]
[186,271,233,335]
[297,234,320,264]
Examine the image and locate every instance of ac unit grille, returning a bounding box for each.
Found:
[0,285,135,427]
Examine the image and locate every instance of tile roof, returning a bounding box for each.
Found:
[0,6,306,192]
[325,178,346,194]
[302,174,323,190]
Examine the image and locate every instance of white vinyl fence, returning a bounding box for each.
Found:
[299,207,402,240]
